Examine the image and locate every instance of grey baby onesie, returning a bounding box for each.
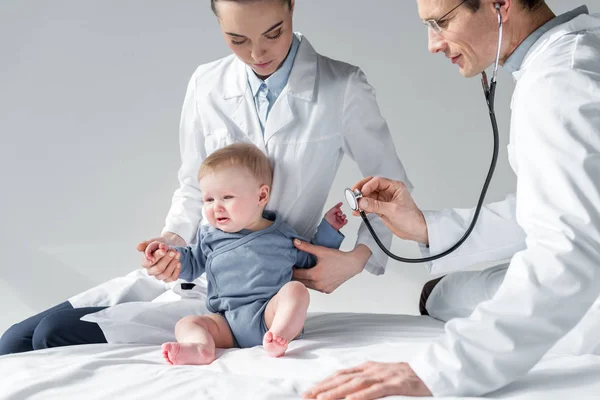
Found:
[174,210,344,348]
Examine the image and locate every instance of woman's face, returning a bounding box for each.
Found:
[215,0,295,79]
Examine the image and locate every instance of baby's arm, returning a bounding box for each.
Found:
[295,208,346,269]
[171,244,206,282]
[171,227,209,282]
[323,202,348,232]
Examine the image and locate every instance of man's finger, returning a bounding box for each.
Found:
[309,376,376,400]
[346,383,388,400]
[303,374,354,399]
[360,176,394,198]
[334,366,365,376]
[351,176,374,192]
[357,197,396,218]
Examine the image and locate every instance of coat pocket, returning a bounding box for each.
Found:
[204,129,236,155]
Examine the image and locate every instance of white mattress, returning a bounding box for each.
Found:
[1,313,600,400]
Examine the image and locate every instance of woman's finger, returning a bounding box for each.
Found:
[157,254,180,281]
[136,241,150,252]
[146,252,174,276]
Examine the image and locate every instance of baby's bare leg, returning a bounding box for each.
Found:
[161,314,233,365]
[263,281,310,357]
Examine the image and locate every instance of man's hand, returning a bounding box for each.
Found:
[303,362,432,399]
[353,176,428,245]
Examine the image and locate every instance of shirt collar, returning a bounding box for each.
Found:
[247,34,301,98]
[504,5,589,74]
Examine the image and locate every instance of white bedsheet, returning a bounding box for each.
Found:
[1,313,600,399]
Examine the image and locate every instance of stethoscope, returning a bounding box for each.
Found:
[345,4,503,263]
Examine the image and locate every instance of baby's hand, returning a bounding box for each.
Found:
[145,241,172,263]
[324,202,348,231]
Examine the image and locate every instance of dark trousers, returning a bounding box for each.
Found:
[0,301,108,355]
[419,276,445,316]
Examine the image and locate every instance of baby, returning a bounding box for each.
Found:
[146,143,348,365]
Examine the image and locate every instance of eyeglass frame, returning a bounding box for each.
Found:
[422,0,469,34]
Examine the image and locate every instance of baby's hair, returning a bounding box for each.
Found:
[199,143,273,187]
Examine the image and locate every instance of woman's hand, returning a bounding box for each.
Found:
[292,242,371,294]
[353,176,429,245]
[136,234,184,283]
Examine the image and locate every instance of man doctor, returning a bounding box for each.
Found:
[303,0,600,398]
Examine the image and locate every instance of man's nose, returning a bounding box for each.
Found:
[428,27,446,54]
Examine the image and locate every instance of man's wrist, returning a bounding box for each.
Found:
[418,226,429,246]
[416,211,430,246]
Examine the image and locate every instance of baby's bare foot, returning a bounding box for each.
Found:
[161,342,215,365]
[263,331,289,358]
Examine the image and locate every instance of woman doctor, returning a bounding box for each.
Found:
[0,0,410,352]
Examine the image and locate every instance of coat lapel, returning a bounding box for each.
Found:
[263,34,318,145]
[221,58,265,151]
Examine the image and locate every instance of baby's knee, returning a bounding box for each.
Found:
[282,281,310,304]
[176,315,199,329]
[175,315,210,332]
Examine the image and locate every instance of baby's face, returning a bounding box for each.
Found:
[199,166,267,233]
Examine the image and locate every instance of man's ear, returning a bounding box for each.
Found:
[493,0,511,24]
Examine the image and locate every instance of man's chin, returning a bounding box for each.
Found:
[462,63,492,78]
[460,67,479,78]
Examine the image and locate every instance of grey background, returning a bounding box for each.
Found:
[1,1,596,333]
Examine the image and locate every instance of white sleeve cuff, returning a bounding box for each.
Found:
[162,222,196,245]
[410,346,453,398]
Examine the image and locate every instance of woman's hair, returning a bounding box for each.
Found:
[464,0,545,12]
[199,143,274,187]
[211,0,292,16]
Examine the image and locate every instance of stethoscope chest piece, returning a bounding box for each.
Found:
[344,188,363,212]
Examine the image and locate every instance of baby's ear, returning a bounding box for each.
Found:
[258,184,270,205]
